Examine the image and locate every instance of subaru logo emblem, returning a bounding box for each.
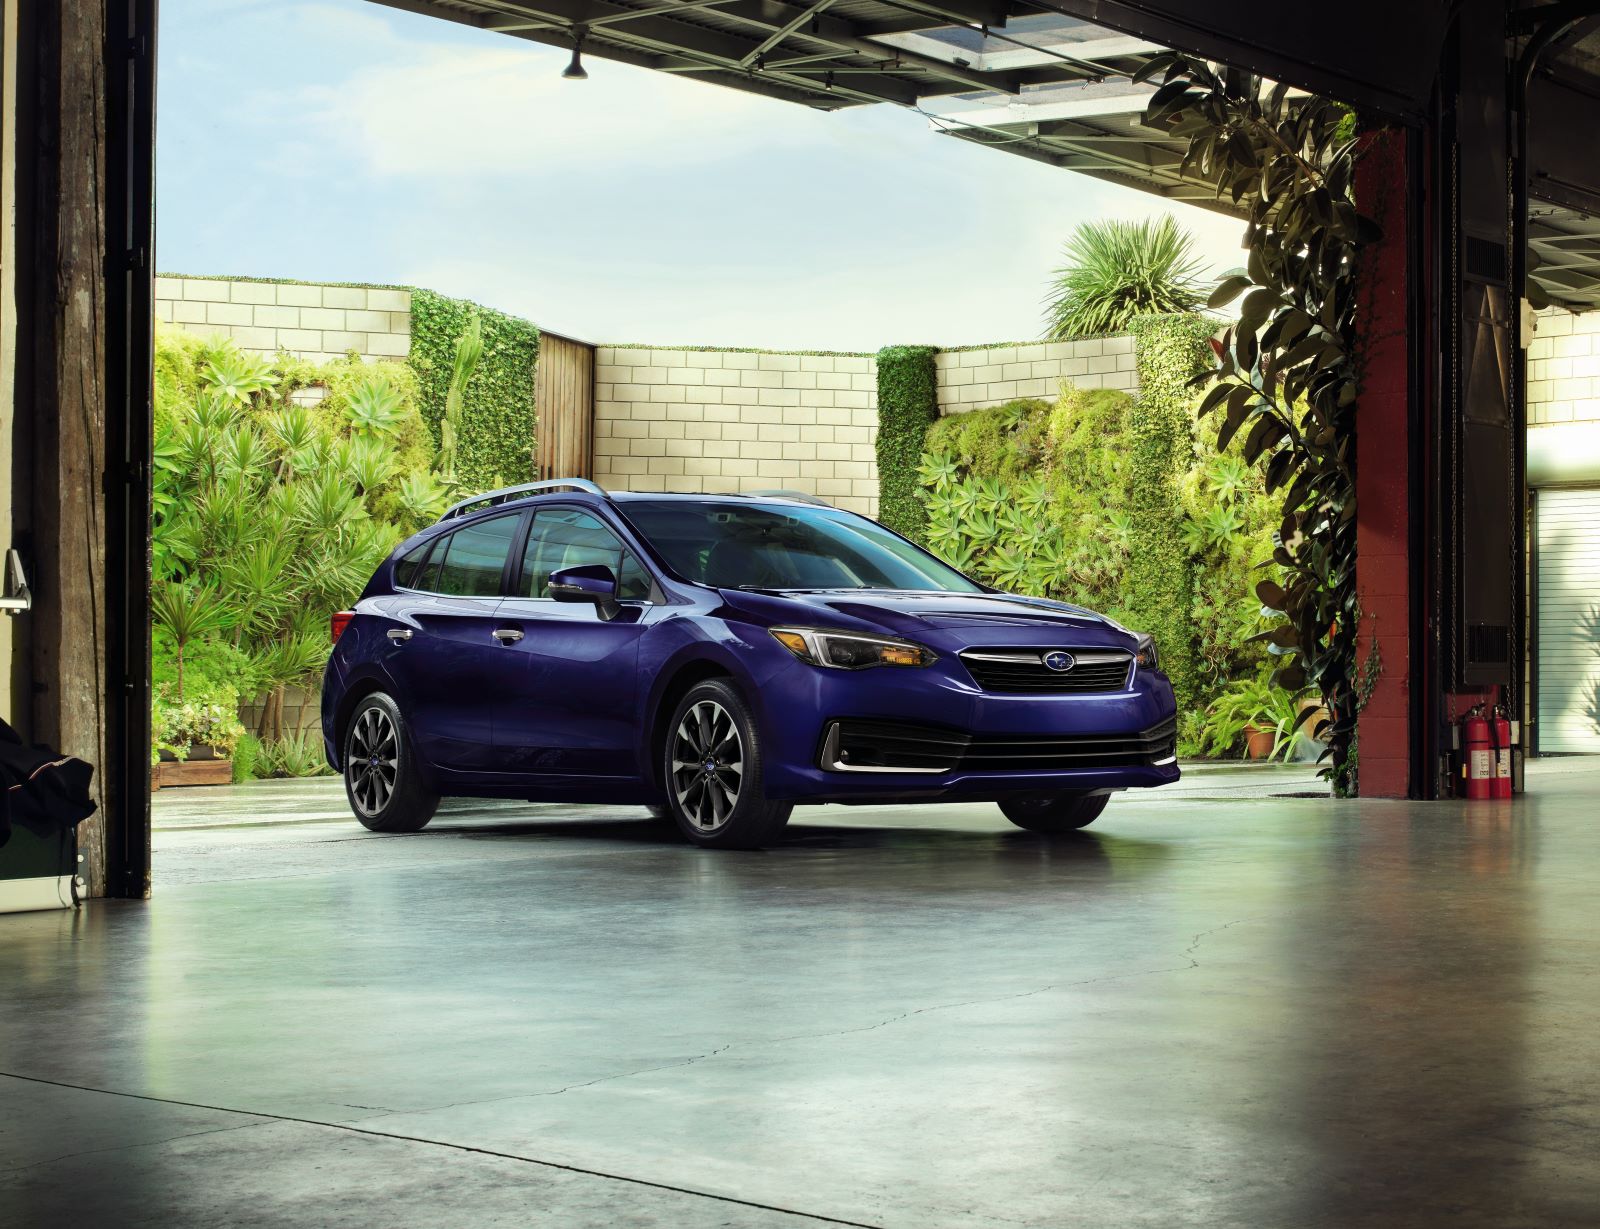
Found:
[1042,650,1075,672]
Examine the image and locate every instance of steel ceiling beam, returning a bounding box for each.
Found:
[716,0,1025,92]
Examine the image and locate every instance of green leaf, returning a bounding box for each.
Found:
[1208,275,1252,309]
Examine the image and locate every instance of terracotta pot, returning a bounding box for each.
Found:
[1244,726,1276,760]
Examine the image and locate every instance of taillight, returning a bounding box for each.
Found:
[331,611,355,643]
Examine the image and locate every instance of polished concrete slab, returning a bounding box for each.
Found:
[4,761,1599,1227]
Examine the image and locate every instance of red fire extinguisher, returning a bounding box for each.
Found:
[1490,704,1513,800]
[1459,704,1515,800]
[1462,706,1493,800]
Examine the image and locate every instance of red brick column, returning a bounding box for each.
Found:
[1353,131,1413,798]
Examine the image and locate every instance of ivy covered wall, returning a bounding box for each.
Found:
[1124,314,1218,711]
[874,345,940,541]
[408,288,540,493]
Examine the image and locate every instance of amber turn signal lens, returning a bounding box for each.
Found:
[879,645,923,667]
[772,630,810,657]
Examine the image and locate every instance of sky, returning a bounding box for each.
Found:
[156,0,1246,351]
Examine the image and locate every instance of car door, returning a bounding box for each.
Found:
[381,510,525,775]
[491,505,657,780]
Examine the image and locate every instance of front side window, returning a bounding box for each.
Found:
[430,513,521,597]
[521,508,653,600]
[619,501,984,593]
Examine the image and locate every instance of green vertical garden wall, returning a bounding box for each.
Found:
[408,288,540,493]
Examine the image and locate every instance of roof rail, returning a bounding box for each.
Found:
[739,489,833,507]
[442,478,606,521]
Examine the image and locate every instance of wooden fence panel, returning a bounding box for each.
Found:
[533,331,595,480]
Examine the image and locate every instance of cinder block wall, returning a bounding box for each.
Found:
[155,275,412,365]
[591,336,1141,514]
[592,348,881,516]
[934,336,1139,416]
[1528,309,1600,424]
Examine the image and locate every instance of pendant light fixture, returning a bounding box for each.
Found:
[562,28,588,80]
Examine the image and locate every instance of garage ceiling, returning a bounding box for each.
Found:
[369,0,1148,110]
[370,0,1600,312]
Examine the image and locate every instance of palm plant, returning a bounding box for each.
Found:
[1043,216,1207,339]
[152,581,233,699]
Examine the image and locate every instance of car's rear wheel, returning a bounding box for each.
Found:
[663,680,791,849]
[343,692,438,833]
[999,792,1109,833]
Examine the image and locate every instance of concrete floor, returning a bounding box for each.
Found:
[3,761,1598,1227]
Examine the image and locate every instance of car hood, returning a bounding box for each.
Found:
[723,588,1139,651]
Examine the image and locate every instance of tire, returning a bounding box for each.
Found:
[999,792,1110,833]
[662,679,792,849]
[342,692,439,833]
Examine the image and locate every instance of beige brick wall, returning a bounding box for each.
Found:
[592,348,881,517]
[934,335,1138,417]
[1528,309,1600,425]
[155,275,412,365]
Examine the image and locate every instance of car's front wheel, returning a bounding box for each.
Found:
[343,692,438,833]
[663,680,791,849]
[999,792,1109,833]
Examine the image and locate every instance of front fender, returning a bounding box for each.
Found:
[634,619,783,785]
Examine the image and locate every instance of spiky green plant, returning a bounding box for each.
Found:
[345,374,405,439]
[201,345,278,407]
[151,581,234,699]
[1043,216,1207,339]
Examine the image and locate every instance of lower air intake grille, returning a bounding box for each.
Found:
[823,717,1177,774]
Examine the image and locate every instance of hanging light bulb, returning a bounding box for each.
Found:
[562,29,588,80]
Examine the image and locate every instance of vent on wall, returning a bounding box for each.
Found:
[1467,623,1511,666]
[1463,235,1507,283]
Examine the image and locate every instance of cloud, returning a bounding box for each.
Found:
[304,37,852,180]
[158,0,1247,350]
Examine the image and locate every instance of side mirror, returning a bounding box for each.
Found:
[549,564,620,621]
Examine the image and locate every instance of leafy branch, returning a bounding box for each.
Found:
[1136,53,1381,793]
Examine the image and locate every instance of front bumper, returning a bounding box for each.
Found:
[755,654,1181,802]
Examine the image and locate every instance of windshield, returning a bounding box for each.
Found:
[620,501,984,594]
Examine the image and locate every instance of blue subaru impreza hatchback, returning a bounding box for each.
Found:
[322,480,1178,848]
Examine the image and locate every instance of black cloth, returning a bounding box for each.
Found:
[0,716,96,849]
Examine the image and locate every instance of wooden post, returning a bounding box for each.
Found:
[20,0,151,898]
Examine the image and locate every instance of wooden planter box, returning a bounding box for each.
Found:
[154,750,233,789]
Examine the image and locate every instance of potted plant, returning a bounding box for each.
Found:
[1202,672,1316,761]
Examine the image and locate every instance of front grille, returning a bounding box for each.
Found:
[823,717,1176,774]
[960,648,1133,693]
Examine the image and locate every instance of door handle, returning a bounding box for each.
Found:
[387,628,413,643]
[492,627,524,644]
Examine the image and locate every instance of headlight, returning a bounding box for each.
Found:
[1135,634,1159,669]
[771,627,936,670]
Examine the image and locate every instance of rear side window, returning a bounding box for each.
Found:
[521,508,653,600]
[430,514,522,597]
[394,539,435,590]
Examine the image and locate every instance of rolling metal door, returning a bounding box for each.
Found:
[1536,487,1600,753]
